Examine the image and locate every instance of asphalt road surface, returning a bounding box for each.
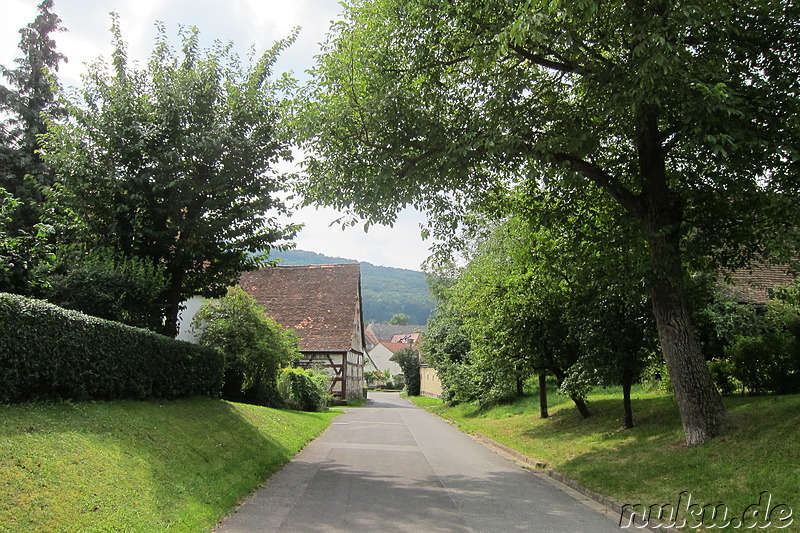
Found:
[215,392,623,533]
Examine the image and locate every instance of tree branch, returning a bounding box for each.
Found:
[509,45,589,74]
[552,152,643,218]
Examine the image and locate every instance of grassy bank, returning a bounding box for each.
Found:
[410,388,799,531]
[0,397,337,532]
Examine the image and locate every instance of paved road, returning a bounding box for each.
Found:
[215,392,623,532]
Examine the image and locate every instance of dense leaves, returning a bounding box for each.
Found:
[390,346,421,395]
[194,286,300,406]
[421,187,661,425]
[278,367,332,411]
[0,0,64,295]
[41,17,300,336]
[0,292,223,403]
[299,0,800,444]
[45,246,169,330]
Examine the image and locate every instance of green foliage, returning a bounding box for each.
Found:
[278,367,331,411]
[40,16,300,336]
[420,303,475,404]
[45,246,169,330]
[0,1,65,296]
[641,359,673,393]
[194,286,299,406]
[707,358,739,396]
[390,347,420,396]
[0,187,56,295]
[423,197,655,420]
[300,0,800,444]
[0,292,223,403]
[694,287,800,395]
[363,369,379,386]
[388,313,410,325]
[725,333,800,394]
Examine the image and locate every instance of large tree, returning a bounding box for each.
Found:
[42,17,299,336]
[299,0,800,445]
[0,0,65,294]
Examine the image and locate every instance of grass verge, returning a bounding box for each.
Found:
[408,388,799,531]
[0,397,338,532]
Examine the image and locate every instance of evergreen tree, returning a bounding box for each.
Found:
[0,0,65,294]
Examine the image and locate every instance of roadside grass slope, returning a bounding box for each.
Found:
[0,397,337,532]
[410,388,799,531]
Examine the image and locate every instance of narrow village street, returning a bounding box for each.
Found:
[216,392,622,532]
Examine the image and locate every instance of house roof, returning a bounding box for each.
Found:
[367,323,427,342]
[379,341,415,354]
[364,327,380,351]
[239,264,364,353]
[391,332,423,344]
[719,264,796,305]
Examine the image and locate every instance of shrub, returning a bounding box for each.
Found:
[391,347,421,396]
[278,367,331,411]
[0,292,223,403]
[726,332,800,394]
[641,358,673,393]
[707,358,739,395]
[193,287,300,406]
[364,369,379,386]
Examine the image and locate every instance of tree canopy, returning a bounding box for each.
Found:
[41,16,300,336]
[0,0,65,294]
[299,0,800,445]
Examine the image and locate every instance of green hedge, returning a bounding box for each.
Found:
[278,367,331,412]
[0,293,223,403]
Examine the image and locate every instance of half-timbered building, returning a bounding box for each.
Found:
[240,264,367,400]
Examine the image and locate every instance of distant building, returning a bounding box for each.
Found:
[364,323,427,385]
[719,263,796,305]
[365,323,427,351]
[240,264,367,401]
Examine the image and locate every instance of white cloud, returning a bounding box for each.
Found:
[2,0,433,271]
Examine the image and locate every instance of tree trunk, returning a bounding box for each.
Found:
[622,373,633,429]
[647,230,725,445]
[161,269,184,338]
[538,372,548,419]
[552,368,590,418]
[516,375,524,398]
[633,106,724,446]
[571,395,591,418]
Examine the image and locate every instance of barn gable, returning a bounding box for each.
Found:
[240,264,366,400]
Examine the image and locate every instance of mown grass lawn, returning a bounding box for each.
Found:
[410,388,800,531]
[0,397,338,532]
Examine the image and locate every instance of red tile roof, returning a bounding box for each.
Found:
[239,264,364,353]
[380,341,415,354]
[720,264,796,304]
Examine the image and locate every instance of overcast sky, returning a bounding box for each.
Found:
[1,0,432,271]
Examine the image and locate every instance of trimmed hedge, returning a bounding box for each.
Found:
[0,292,223,403]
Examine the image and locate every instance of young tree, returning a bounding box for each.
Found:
[0,0,65,294]
[41,16,299,336]
[299,0,800,445]
[391,346,421,396]
[194,286,299,405]
[388,313,410,325]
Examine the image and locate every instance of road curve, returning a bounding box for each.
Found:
[215,392,622,533]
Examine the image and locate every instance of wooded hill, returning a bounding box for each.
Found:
[269,250,434,325]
